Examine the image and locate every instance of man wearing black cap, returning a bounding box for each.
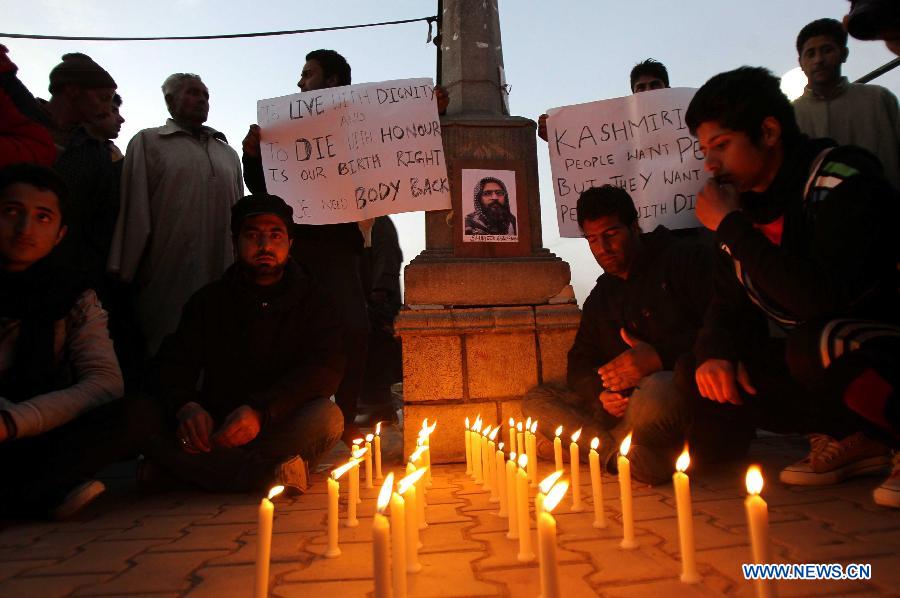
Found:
[142,194,345,493]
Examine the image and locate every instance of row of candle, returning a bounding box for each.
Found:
[464,417,775,596]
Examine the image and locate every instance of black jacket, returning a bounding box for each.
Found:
[567,226,714,405]
[155,260,345,425]
[695,136,899,364]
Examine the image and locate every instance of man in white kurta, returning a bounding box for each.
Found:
[108,74,242,357]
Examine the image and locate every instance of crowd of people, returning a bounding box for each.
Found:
[0,5,897,520]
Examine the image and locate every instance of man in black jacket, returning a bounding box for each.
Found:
[144,194,345,493]
[522,185,720,484]
[685,66,899,507]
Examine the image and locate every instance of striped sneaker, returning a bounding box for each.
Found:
[873,452,900,508]
[779,432,891,486]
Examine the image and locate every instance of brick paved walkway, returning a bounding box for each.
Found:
[1,426,898,597]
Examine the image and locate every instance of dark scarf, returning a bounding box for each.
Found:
[0,257,88,402]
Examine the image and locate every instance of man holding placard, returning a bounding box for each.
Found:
[684,66,899,507]
[522,185,716,485]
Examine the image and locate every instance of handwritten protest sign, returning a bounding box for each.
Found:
[546,88,707,237]
[257,78,450,224]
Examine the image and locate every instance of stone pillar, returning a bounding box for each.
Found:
[398,0,579,462]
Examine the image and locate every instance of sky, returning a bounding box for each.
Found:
[4,0,898,305]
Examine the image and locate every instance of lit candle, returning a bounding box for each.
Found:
[420,419,436,488]
[745,465,775,598]
[505,452,519,540]
[589,437,606,529]
[570,428,584,512]
[508,417,517,454]
[365,434,375,489]
[390,490,407,598]
[554,425,564,473]
[410,446,428,529]
[465,417,472,476]
[524,417,533,485]
[674,447,700,584]
[327,461,356,558]
[348,456,361,527]
[528,420,539,486]
[618,432,637,549]
[398,468,426,574]
[496,442,508,517]
[516,453,535,562]
[535,470,564,566]
[373,474,394,598]
[375,422,384,481]
[352,439,364,505]
[537,481,568,598]
[516,422,525,466]
[481,425,493,492]
[472,418,483,483]
[488,428,500,502]
[254,485,284,598]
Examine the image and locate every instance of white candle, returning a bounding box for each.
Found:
[554,426,564,473]
[390,492,407,598]
[516,453,535,562]
[570,428,584,512]
[327,461,355,558]
[516,422,525,467]
[420,419,435,488]
[465,417,472,475]
[410,447,428,529]
[505,452,519,540]
[745,466,775,598]
[496,443,508,517]
[618,432,637,549]
[508,418,517,455]
[535,470,564,567]
[398,468,426,573]
[528,420,538,486]
[348,457,361,528]
[254,485,283,598]
[365,434,375,489]
[375,422,384,481]
[481,426,493,492]
[472,419,483,483]
[589,437,606,529]
[373,474,394,598]
[524,417,533,485]
[538,481,568,598]
[674,448,700,584]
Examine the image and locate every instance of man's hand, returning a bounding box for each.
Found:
[211,405,262,449]
[599,390,629,418]
[537,113,549,142]
[695,359,757,405]
[597,328,663,391]
[696,179,740,231]
[242,124,261,158]
[177,402,215,453]
[435,85,449,115]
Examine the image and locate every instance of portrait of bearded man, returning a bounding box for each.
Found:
[464,176,518,237]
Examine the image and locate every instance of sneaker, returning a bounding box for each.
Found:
[50,480,106,520]
[274,455,309,496]
[873,452,900,508]
[780,432,891,486]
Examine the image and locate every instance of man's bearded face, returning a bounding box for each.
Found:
[480,182,507,216]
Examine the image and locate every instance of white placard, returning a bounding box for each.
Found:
[257,78,450,224]
[547,88,707,238]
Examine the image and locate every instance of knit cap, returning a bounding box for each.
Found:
[48,53,116,94]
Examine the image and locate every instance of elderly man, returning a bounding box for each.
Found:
[464,176,517,236]
[109,73,242,358]
[142,194,345,493]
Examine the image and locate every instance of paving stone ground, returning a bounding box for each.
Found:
[1,424,898,597]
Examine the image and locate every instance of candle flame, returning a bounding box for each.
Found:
[268,485,285,500]
[555,425,563,438]
[376,421,382,435]
[489,427,499,441]
[517,422,523,432]
[353,438,363,446]
[365,433,374,442]
[352,446,369,459]
[509,451,517,462]
[590,437,600,451]
[473,418,483,433]
[508,417,515,427]
[331,460,356,479]
[376,473,395,512]
[424,420,437,435]
[746,465,764,495]
[498,442,504,451]
[530,421,537,434]
[571,428,583,443]
[518,453,528,469]
[483,424,493,437]
[676,447,690,473]
[465,417,470,430]
[539,470,564,494]
[543,480,570,513]
[525,416,532,429]
[421,418,428,430]
[620,432,633,457]
[409,445,427,463]
[398,467,427,493]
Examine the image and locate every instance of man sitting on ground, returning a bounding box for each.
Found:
[685,66,899,507]
[143,194,345,493]
[0,164,149,519]
[522,185,716,484]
